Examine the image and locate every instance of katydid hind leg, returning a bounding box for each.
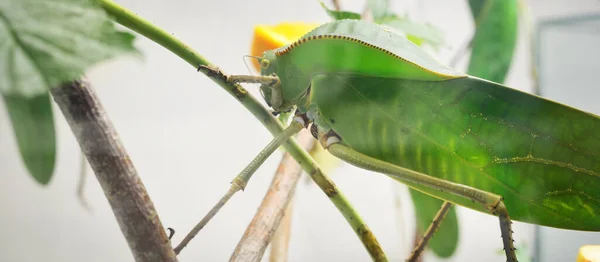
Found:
[407,201,454,262]
[325,142,518,262]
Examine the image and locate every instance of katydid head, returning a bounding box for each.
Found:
[258,50,277,76]
[257,50,290,112]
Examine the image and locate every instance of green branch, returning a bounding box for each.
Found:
[96,0,388,260]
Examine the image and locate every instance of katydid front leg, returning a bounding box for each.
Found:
[197,65,283,109]
[173,115,306,254]
[324,142,517,262]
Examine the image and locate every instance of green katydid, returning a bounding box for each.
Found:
[212,19,600,261]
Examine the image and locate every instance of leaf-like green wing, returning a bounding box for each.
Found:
[467,0,518,83]
[2,94,55,184]
[311,72,600,231]
[0,0,139,97]
[376,14,445,50]
[409,190,459,257]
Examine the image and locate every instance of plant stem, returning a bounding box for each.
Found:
[97,0,387,260]
[331,0,341,11]
[50,79,177,262]
[269,197,295,262]
[230,130,313,262]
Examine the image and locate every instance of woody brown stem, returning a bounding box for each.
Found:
[50,79,176,262]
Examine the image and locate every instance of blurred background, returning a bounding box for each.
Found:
[1,0,599,261]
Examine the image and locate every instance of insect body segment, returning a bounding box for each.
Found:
[246,19,600,262]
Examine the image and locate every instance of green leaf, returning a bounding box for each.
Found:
[367,0,390,20]
[377,14,445,49]
[319,1,361,20]
[2,93,55,184]
[409,190,459,258]
[467,0,518,83]
[0,0,140,98]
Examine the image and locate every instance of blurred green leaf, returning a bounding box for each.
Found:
[0,0,140,98]
[319,1,361,20]
[467,0,518,83]
[468,0,488,19]
[2,94,55,184]
[410,190,459,258]
[377,14,445,49]
[367,0,390,20]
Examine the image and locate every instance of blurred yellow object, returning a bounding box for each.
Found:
[250,23,320,71]
[578,245,600,262]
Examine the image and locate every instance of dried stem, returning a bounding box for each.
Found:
[331,0,341,11]
[50,79,176,261]
[229,130,314,262]
[269,196,295,262]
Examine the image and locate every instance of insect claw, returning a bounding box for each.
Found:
[271,110,280,116]
[167,227,175,240]
[197,65,228,81]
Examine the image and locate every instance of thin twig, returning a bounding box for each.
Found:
[331,0,341,11]
[50,79,177,262]
[229,130,314,262]
[269,196,295,262]
[98,1,386,260]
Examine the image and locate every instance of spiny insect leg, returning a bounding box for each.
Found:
[325,143,518,262]
[406,201,453,262]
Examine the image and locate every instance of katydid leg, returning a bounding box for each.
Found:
[197,65,279,85]
[174,118,304,254]
[326,143,518,262]
[407,201,453,262]
[232,116,305,190]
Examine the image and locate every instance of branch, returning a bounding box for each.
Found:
[230,130,314,262]
[269,196,295,262]
[98,1,387,260]
[50,79,176,261]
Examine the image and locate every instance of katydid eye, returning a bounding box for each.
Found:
[260,59,270,69]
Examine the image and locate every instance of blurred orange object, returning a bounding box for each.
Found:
[578,245,600,262]
[250,23,320,71]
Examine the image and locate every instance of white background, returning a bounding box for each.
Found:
[1,0,599,261]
